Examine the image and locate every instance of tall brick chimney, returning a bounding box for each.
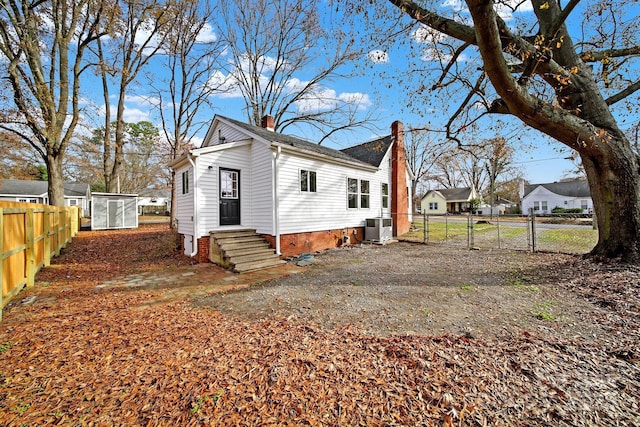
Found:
[391,121,410,237]
[261,115,275,131]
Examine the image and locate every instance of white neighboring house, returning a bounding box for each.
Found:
[0,179,91,216]
[137,194,170,215]
[169,115,413,262]
[520,180,593,214]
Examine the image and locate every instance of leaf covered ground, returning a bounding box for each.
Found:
[0,224,638,426]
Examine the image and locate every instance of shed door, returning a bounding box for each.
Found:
[219,168,240,226]
[108,200,124,229]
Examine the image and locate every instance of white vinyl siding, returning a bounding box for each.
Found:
[197,143,252,235]
[175,165,194,235]
[275,149,391,235]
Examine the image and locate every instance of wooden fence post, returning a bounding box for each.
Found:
[26,208,35,287]
[0,208,4,320]
[44,207,51,266]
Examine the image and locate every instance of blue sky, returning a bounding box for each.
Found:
[75,0,639,187]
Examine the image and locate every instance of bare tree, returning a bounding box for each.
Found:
[215,0,377,144]
[0,0,111,205]
[405,127,449,207]
[483,137,513,216]
[152,0,225,226]
[383,0,640,261]
[92,0,172,192]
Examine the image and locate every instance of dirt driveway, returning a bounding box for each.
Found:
[196,242,606,340]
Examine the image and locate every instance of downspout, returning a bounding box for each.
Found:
[272,146,281,255]
[188,153,199,257]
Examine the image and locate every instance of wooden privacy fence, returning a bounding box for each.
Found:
[0,201,80,318]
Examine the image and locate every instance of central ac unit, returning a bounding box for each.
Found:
[365,217,392,242]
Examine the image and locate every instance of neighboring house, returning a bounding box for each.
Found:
[0,179,91,217]
[420,187,479,214]
[419,190,447,215]
[520,180,592,214]
[169,114,413,262]
[476,198,516,216]
[138,193,170,215]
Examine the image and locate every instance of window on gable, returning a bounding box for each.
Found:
[533,201,539,211]
[581,200,588,210]
[381,183,389,208]
[360,180,370,209]
[429,202,438,210]
[541,201,548,211]
[347,178,358,209]
[300,170,317,192]
[182,170,189,194]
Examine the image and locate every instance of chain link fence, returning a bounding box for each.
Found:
[400,212,598,255]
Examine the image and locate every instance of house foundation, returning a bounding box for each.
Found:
[262,227,365,258]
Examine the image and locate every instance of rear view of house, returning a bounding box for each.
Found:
[170,115,413,266]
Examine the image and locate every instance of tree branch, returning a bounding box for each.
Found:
[605,79,640,106]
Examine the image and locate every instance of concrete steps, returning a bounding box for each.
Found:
[209,229,285,273]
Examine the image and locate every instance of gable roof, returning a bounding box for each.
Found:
[214,115,373,166]
[0,180,90,197]
[438,187,475,201]
[524,181,591,198]
[340,136,393,167]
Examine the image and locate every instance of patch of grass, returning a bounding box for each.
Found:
[459,284,475,293]
[536,229,598,254]
[510,276,539,293]
[15,403,31,415]
[533,300,557,321]
[0,342,12,353]
[352,280,361,286]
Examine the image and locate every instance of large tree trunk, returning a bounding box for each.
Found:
[581,140,640,262]
[47,154,65,207]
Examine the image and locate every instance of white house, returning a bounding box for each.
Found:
[420,187,479,214]
[0,179,91,216]
[520,180,592,214]
[169,115,413,263]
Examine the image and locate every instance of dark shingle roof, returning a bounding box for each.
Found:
[524,181,591,198]
[0,179,90,197]
[217,115,375,166]
[340,136,392,167]
[438,187,474,201]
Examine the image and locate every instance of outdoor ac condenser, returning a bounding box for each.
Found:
[365,217,392,242]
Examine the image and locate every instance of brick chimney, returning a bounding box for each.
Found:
[261,115,275,131]
[391,120,410,237]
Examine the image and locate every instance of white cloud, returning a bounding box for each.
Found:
[196,22,217,43]
[295,87,372,114]
[368,50,389,64]
[98,104,151,123]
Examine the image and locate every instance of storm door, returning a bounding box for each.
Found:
[219,168,240,225]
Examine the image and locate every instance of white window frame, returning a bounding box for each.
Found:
[360,180,370,209]
[300,169,317,193]
[381,183,389,209]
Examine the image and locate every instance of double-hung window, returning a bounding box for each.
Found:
[381,183,389,209]
[300,170,317,192]
[347,178,370,209]
[360,180,370,208]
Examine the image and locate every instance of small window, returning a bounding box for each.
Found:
[69,199,78,206]
[381,183,389,209]
[347,178,358,209]
[533,201,539,211]
[300,170,317,192]
[581,200,588,210]
[182,170,189,194]
[360,180,370,209]
[541,201,548,211]
[429,202,438,210]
